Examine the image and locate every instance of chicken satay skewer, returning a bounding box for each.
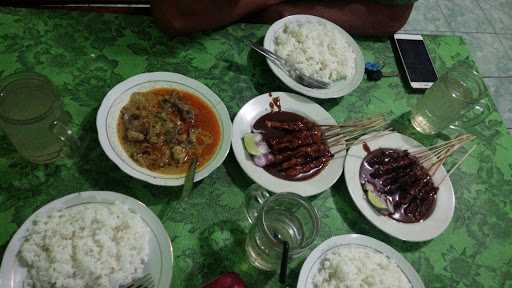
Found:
[410,134,476,175]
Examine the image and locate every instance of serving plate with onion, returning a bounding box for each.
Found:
[232,92,345,197]
[344,132,455,242]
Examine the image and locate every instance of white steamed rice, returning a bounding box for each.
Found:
[312,246,411,288]
[19,203,150,288]
[274,21,356,83]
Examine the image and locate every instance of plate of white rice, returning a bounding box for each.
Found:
[297,234,424,288]
[264,15,365,99]
[0,191,173,288]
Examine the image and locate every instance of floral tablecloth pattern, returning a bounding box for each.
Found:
[0,8,511,288]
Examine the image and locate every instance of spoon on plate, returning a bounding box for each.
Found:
[182,157,197,199]
[246,41,331,89]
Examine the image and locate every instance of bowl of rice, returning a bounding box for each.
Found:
[264,15,365,99]
[297,234,424,288]
[0,191,173,288]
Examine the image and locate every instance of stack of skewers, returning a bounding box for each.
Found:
[243,115,388,180]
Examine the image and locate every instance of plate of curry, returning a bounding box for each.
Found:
[97,72,232,186]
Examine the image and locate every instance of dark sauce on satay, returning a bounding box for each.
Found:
[253,111,332,181]
[362,142,371,154]
[268,92,282,112]
[359,146,438,223]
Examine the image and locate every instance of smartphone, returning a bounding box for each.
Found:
[393,34,438,89]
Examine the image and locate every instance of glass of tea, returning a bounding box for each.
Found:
[0,72,77,163]
[410,61,491,135]
[245,190,320,271]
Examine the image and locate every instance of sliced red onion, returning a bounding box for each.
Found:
[253,153,274,167]
[256,141,270,154]
[252,133,263,142]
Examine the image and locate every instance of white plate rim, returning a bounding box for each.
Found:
[343,132,455,242]
[263,14,365,99]
[231,92,345,197]
[96,72,232,186]
[297,234,425,288]
[0,191,173,288]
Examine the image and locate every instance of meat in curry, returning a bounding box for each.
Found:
[118,88,221,175]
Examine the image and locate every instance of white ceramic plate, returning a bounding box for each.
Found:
[97,72,232,186]
[0,191,173,288]
[231,92,345,197]
[344,132,455,242]
[263,15,365,99]
[297,234,425,288]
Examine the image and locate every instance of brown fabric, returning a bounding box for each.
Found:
[1,0,149,4]
[248,0,414,36]
[1,0,414,36]
[0,5,149,14]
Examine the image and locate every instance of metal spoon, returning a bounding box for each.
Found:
[247,41,331,89]
[182,157,197,199]
[273,232,290,285]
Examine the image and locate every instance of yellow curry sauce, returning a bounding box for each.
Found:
[117,87,221,175]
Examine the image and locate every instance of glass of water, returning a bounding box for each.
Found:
[0,72,77,163]
[245,191,320,271]
[410,61,491,134]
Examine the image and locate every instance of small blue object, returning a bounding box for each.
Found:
[365,62,383,81]
[365,62,382,71]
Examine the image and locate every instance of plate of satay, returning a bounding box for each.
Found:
[232,92,342,196]
[232,92,385,197]
[343,132,476,241]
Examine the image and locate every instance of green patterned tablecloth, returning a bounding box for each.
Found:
[0,8,511,288]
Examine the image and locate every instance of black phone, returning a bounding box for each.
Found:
[393,34,438,89]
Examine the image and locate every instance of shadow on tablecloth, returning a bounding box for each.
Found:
[185,220,274,287]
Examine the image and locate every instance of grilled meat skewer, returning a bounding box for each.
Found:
[264,119,315,131]
[271,144,331,165]
[278,149,333,170]
[283,154,333,178]
[267,128,322,151]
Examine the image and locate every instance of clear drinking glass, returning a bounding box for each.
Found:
[245,189,320,271]
[410,61,491,135]
[0,72,77,163]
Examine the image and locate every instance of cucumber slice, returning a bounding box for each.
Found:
[243,133,264,156]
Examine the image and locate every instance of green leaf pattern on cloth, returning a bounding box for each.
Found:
[0,7,511,288]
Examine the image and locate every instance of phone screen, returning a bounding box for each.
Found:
[396,39,438,83]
